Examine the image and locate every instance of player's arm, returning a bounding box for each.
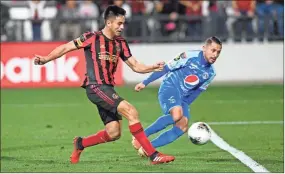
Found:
[34,41,77,65]
[141,51,190,85]
[134,65,170,92]
[143,51,193,84]
[125,56,165,73]
[34,32,94,65]
[142,65,170,86]
[119,39,164,73]
[134,51,189,91]
[135,52,188,90]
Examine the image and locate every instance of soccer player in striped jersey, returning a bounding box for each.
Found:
[34,5,174,165]
[132,37,222,154]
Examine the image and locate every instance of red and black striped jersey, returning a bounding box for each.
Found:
[73,31,132,86]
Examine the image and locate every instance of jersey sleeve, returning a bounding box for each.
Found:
[199,74,216,91]
[73,31,95,49]
[120,40,132,61]
[142,65,170,86]
[166,52,190,71]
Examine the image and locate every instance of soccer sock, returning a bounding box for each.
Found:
[81,129,113,148]
[129,122,156,157]
[151,126,184,148]
[144,114,175,137]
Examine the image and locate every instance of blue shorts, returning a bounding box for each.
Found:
[158,81,190,118]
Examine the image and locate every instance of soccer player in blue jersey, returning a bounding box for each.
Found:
[132,36,222,153]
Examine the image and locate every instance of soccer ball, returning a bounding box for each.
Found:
[188,122,211,145]
[137,147,147,157]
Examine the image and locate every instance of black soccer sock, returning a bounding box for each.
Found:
[149,151,159,161]
[77,137,84,150]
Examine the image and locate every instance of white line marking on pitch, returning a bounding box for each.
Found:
[208,121,283,125]
[209,126,270,173]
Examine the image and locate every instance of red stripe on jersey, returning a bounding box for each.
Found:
[108,41,114,85]
[121,41,131,58]
[99,35,110,84]
[91,36,102,84]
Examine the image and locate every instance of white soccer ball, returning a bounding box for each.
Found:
[188,122,211,145]
[137,147,147,157]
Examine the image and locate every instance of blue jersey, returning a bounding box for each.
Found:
[163,50,216,103]
[143,50,216,106]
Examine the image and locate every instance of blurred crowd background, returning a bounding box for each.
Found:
[1,0,283,43]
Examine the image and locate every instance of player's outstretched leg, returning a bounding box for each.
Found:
[70,129,114,164]
[137,116,188,158]
[130,123,175,164]
[152,116,188,148]
[118,100,175,164]
[137,125,184,157]
[144,114,175,137]
[132,114,174,150]
[151,126,184,148]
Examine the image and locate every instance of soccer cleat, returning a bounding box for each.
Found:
[70,137,84,164]
[131,136,142,150]
[150,152,175,165]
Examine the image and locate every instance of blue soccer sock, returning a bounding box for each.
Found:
[144,114,175,137]
[151,126,184,148]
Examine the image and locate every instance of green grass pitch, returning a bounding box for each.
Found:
[1,85,283,172]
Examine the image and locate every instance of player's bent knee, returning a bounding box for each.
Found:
[105,121,121,140]
[170,106,183,122]
[106,129,121,140]
[175,116,188,132]
[108,131,121,140]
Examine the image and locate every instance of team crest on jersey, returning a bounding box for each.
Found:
[202,72,209,79]
[184,75,199,88]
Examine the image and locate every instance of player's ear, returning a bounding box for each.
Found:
[106,19,111,27]
[202,45,206,52]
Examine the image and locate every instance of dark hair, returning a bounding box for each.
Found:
[205,36,222,46]
[103,5,126,21]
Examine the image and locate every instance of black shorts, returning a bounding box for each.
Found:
[86,84,124,125]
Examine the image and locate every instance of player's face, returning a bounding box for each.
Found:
[108,15,125,36]
[203,42,222,64]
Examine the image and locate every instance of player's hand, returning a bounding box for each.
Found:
[134,82,146,92]
[153,61,165,72]
[34,54,48,65]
